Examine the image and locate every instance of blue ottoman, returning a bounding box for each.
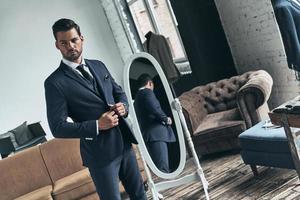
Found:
[239,121,300,175]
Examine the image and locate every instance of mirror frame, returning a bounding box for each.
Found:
[124,52,186,179]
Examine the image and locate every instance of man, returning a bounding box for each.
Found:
[134,74,176,173]
[44,18,146,200]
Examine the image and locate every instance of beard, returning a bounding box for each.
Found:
[64,48,82,62]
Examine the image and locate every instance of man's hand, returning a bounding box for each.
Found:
[98,110,119,130]
[167,117,172,125]
[109,102,127,117]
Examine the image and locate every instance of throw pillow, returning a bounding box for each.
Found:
[10,121,34,146]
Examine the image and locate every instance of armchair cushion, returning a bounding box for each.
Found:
[193,108,241,135]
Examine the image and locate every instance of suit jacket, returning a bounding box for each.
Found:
[44,59,137,167]
[273,0,300,71]
[143,32,180,83]
[134,88,176,143]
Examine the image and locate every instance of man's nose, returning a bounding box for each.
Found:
[66,41,75,49]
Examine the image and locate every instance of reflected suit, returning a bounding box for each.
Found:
[134,88,176,172]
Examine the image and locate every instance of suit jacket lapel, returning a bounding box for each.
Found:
[60,62,102,99]
[85,59,108,103]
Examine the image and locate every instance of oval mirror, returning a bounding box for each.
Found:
[124,52,186,179]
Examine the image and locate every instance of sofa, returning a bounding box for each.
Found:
[0,138,147,200]
[178,70,273,156]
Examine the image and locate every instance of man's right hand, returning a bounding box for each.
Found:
[98,111,119,131]
[167,117,172,125]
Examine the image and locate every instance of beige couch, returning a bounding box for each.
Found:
[0,138,146,200]
[179,70,273,156]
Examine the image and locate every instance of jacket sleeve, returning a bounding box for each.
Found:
[44,80,97,138]
[144,90,168,124]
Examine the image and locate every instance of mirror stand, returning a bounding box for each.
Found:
[134,99,210,200]
[124,52,209,199]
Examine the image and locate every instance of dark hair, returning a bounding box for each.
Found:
[137,73,152,88]
[52,18,81,40]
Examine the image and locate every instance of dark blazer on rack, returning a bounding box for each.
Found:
[44,59,137,168]
[143,32,180,82]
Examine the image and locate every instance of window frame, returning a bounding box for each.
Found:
[127,0,188,63]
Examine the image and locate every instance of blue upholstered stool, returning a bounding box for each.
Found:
[239,121,300,175]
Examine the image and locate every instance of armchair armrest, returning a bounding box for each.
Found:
[237,70,273,128]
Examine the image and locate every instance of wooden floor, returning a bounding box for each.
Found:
[131,151,300,200]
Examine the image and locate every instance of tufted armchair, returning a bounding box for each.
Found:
[179,70,273,156]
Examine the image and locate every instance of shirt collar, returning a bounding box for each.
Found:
[62,57,86,70]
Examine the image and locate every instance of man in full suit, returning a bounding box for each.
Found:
[44,18,146,200]
[134,74,176,173]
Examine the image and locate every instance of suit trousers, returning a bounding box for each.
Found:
[146,141,170,173]
[88,148,147,200]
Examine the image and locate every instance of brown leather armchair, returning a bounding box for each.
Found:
[179,70,273,156]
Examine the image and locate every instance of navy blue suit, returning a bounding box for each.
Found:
[45,59,146,200]
[134,88,176,172]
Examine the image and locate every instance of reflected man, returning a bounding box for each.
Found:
[134,74,176,173]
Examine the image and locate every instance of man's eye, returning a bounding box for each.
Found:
[72,38,79,43]
[60,42,67,46]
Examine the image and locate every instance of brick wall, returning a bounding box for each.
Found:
[214,0,300,108]
[101,0,134,63]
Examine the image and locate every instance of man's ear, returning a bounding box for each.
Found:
[55,41,59,50]
[80,35,84,42]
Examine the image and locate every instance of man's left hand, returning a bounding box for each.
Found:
[110,102,127,117]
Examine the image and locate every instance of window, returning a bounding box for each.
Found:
[127,0,191,72]
[152,0,158,6]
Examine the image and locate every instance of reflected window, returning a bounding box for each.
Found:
[127,0,191,73]
[127,0,155,43]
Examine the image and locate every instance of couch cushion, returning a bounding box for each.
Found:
[239,121,300,153]
[39,139,84,183]
[0,146,52,200]
[52,168,96,200]
[80,193,100,200]
[15,185,53,200]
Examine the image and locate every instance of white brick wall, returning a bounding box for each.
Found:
[215,0,300,108]
[100,0,134,64]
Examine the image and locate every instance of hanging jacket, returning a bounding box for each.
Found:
[273,0,300,72]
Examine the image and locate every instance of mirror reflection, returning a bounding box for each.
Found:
[129,58,180,173]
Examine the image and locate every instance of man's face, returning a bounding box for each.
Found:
[149,81,154,90]
[55,28,83,63]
